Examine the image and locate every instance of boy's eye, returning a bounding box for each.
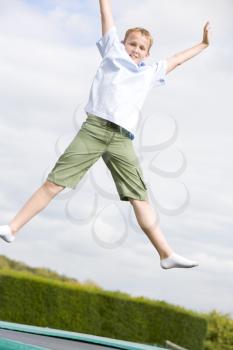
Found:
[129,42,146,51]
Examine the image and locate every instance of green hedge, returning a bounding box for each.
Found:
[203,310,233,350]
[0,270,207,350]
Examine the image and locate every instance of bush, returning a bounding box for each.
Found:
[203,310,233,350]
[0,270,207,350]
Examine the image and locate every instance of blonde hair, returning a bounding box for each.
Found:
[123,27,154,53]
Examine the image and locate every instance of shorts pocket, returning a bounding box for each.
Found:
[81,121,99,136]
[136,168,147,190]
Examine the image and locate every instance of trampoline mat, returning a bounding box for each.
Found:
[0,328,117,350]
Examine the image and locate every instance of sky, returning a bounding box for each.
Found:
[0,0,233,319]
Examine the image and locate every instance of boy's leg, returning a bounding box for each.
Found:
[103,132,198,269]
[1,117,112,243]
[129,198,198,269]
[128,198,173,259]
[0,181,64,242]
[9,181,65,234]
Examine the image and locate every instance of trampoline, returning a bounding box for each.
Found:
[0,321,166,350]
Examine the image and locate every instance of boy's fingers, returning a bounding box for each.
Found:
[204,22,211,33]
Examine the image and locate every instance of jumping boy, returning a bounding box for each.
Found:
[0,0,211,269]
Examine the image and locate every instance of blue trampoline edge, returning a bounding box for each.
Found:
[0,320,166,350]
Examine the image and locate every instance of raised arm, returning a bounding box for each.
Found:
[99,0,114,36]
[166,22,211,74]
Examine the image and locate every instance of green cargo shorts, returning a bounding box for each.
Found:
[46,115,148,201]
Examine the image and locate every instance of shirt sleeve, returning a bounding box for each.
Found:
[96,26,119,57]
[151,60,167,87]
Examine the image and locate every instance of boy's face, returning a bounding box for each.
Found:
[123,32,150,65]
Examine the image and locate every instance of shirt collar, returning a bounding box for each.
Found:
[138,61,146,67]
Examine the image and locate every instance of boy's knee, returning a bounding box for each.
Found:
[129,198,149,206]
[43,180,65,196]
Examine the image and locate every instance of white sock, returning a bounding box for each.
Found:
[0,225,15,243]
[160,252,199,269]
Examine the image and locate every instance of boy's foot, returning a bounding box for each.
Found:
[160,252,198,269]
[0,225,15,243]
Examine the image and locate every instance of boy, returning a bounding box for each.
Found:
[0,0,211,269]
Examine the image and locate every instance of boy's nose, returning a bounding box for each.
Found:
[133,47,140,54]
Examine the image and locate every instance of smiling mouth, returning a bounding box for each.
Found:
[130,55,139,59]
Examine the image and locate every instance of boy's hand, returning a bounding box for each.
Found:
[166,21,211,74]
[202,21,211,46]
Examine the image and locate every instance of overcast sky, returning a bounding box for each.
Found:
[0,0,233,319]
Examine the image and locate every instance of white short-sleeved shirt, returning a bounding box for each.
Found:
[85,26,167,136]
